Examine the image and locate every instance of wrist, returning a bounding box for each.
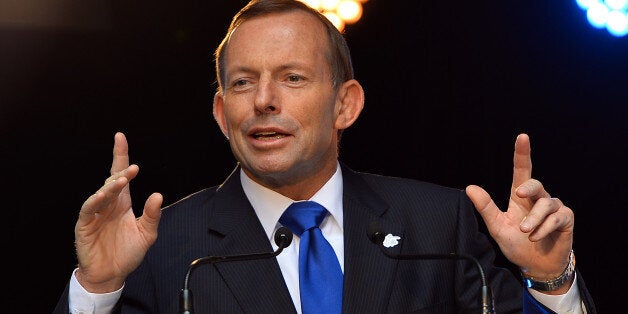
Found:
[75,268,125,293]
[521,250,576,292]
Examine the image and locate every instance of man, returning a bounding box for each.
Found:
[54,0,596,313]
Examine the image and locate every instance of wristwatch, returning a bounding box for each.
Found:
[521,250,576,292]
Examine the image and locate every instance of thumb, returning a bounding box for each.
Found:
[465,185,499,226]
[138,193,163,244]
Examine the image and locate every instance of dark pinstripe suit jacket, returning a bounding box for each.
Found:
[54,163,596,313]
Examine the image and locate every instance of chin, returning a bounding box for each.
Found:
[244,159,292,176]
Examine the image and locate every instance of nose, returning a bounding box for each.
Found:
[254,77,280,115]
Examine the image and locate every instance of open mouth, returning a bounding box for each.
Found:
[252,131,288,140]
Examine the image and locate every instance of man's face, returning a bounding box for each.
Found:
[213,11,343,193]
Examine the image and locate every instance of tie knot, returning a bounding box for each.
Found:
[279,201,328,236]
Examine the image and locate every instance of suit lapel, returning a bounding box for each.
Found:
[203,164,405,313]
[341,164,404,313]
[206,166,297,313]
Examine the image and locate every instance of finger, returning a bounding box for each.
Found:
[136,193,163,243]
[519,197,561,233]
[111,132,130,175]
[79,176,130,218]
[511,133,532,191]
[104,164,139,185]
[465,185,500,227]
[528,202,574,242]
[79,165,138,220]
[515,178,550,202]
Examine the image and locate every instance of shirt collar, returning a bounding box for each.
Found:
[240,162,344,241]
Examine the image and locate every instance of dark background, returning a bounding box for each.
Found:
[2,0,626,312]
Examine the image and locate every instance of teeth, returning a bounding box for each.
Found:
[254,131,286,140]
[256,131,277,136]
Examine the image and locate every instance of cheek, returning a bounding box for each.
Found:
[303,104,338,143]
[222,103,246,129]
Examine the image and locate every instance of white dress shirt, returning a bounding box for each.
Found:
[241,163,345,314]
[67,162,583,313]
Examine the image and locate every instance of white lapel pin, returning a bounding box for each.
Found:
[383,233,401,248]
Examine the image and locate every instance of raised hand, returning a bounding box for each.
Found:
[74,132,163,293]
[465,133,574,294]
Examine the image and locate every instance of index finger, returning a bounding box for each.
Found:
[512,133,532,190]
[111,132,130,175]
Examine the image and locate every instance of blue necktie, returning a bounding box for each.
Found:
[279,201,343,314]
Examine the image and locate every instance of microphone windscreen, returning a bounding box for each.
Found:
[366,221,385,245]
[274,226,293,247]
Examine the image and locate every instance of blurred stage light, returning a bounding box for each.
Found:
[577,0,628,37]
[299,0,367,32]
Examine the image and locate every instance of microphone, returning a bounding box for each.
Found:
[180,227,293,314]
[367,221,495,314]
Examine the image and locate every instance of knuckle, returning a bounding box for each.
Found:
[548,213,561,226]
[528,178,541,187]
[534,197,554,210]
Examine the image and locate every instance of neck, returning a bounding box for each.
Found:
[243,161,338,201]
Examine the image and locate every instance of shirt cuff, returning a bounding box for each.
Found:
[69,268,123,314]
[527,272,585,314]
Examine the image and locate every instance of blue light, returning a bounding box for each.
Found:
[607,10,628,35]
[577,0,597,10]
[577,0,628,36]
[587,2,609,28]
[606,0,628,11]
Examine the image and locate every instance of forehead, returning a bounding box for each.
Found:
[224,10,330,68]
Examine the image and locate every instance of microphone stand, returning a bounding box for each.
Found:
[180,227,293,314]
[368,222,495,314]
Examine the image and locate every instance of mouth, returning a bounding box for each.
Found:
[251,131,289,140]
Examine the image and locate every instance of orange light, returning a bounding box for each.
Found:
[321,0,341,11]
[337,0,363,24]
[323,11,345,32]
[302,0,365,31]
[299,0,322,11]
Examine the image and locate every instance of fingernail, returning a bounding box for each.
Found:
[520,216,531,231]
[517,186,530,195]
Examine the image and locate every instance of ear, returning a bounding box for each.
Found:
[334,79,365,130]
[213,92,229,139]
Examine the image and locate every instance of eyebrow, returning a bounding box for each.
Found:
[229,61,310,73]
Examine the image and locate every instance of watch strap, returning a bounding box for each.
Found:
[522,250,576,292]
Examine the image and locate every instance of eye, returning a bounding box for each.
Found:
[283,73,307,88]
[234,79,249,87]
[229,78,252,92]
[287,74,302,83]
